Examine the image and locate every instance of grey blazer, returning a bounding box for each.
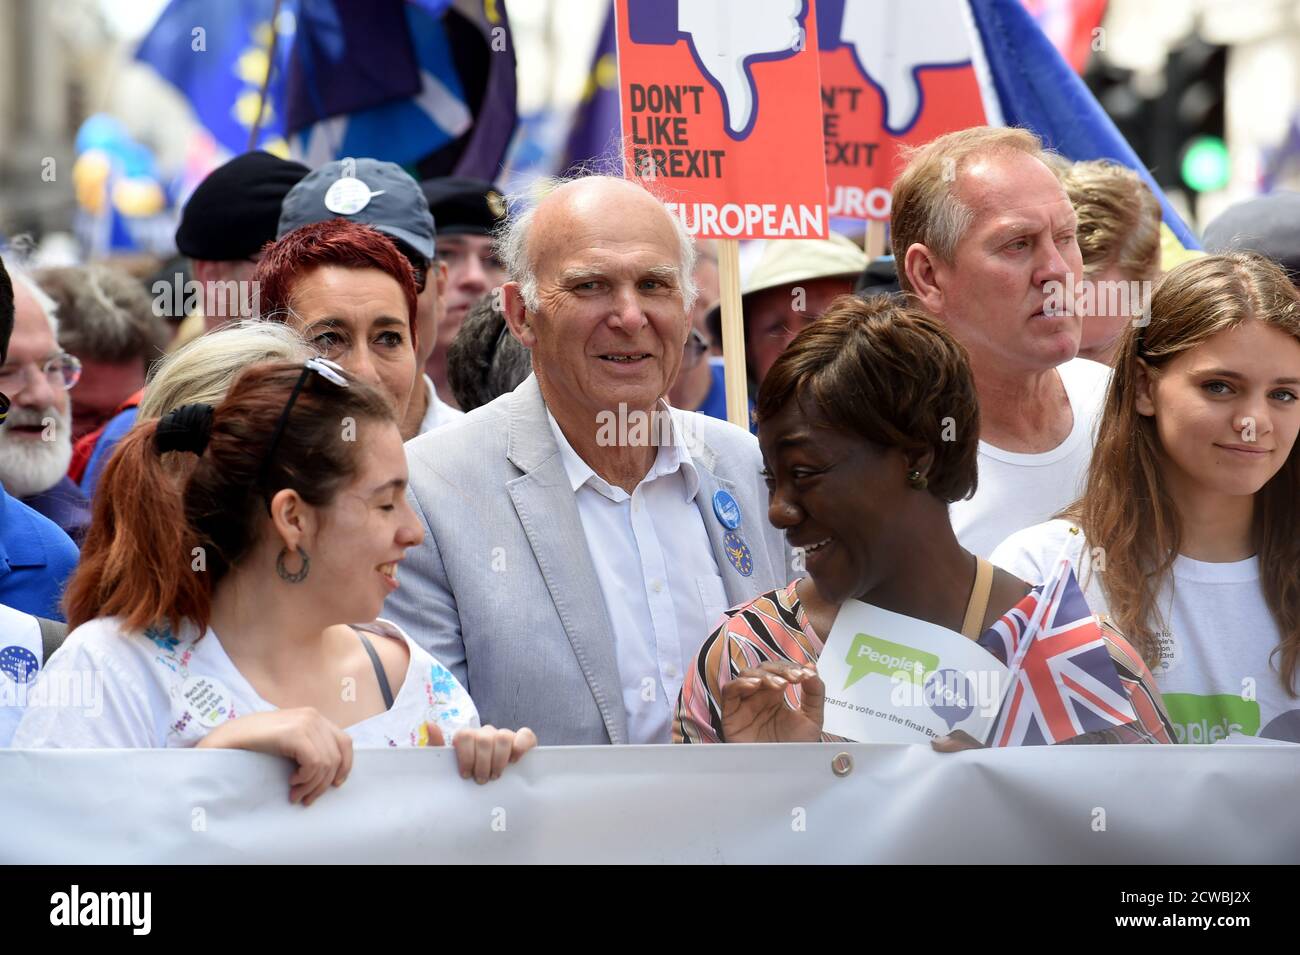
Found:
[383,375,792,745]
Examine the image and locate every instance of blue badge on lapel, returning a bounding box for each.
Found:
[0,645,39,684]
[712,489,741,530]
[723,530,754,577]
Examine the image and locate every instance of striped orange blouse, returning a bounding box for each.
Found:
[674,579,1174,745]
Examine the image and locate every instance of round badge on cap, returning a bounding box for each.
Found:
[486,189,506,219]
[712,489,741,530]
[324,177,384,216]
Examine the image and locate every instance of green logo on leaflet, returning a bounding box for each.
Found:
[1162,693,1261,743]
[845,634,939,689]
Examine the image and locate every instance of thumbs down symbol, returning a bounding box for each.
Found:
[625,0,807,140]
[820,0,975,135]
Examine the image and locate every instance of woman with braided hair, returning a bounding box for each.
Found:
[13,359,534,800]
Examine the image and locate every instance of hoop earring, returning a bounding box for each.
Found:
[276,546,310,583]
[906,469,929,491]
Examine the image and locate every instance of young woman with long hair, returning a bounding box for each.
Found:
[993,252,1300,743]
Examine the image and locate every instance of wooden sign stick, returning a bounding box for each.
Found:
[865,219,887,260]
[717,238,749,430]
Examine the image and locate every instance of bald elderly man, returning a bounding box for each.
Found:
[384,175,790,745]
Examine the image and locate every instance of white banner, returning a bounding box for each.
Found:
[2,744,1298,863]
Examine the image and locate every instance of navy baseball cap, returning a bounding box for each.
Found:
[278,157,436,261]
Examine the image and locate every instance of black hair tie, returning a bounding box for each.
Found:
[155,403,215,456]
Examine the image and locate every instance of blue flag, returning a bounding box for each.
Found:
[290,0,518,178]
[284,0,422,131]
[560,4,621,172]
[138,0,518,178]
[968,0,1200,249]
[135,0,290,154]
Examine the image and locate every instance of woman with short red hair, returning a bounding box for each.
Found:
[255,219,421,431]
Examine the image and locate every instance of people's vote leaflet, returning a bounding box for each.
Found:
[818,600,1008,743]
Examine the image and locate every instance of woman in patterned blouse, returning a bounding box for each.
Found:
[674,296,1173,747]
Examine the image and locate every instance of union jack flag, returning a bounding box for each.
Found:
[977,559,1136,746]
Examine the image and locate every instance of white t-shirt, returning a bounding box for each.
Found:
[10,616,479,749]
[991,519,1300,743]
[0,603,45,747]
[950,358,1111,558]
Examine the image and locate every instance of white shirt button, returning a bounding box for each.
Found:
[650,578,664,593]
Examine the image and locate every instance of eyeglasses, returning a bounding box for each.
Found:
[682,328,711,369]
[260,357,350,487]
[0,352,82,392]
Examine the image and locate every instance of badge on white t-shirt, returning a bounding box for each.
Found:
[179,675,235,728]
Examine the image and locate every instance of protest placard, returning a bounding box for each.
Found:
[6,745,1300,863]
[817,0,1000,222]
[615,0,830,240]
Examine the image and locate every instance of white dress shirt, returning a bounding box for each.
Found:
[417,375,465,436]
[546,406,728,743]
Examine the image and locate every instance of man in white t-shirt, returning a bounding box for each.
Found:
[892,126,1111,556]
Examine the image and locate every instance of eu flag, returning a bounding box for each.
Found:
[135,0,291,154]
[138,0,518,178]
[560,4,621,172]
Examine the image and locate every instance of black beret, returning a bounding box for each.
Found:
[175,151,310,261]
[419,176,506,236]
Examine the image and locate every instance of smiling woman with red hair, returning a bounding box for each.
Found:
[255,219,421,435]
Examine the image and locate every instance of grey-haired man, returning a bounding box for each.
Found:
[384,175,791,745]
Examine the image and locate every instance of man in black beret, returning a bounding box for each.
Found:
[175,151,309,336]
[421,176,509,407]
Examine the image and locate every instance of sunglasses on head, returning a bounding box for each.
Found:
[260,357,350,489]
